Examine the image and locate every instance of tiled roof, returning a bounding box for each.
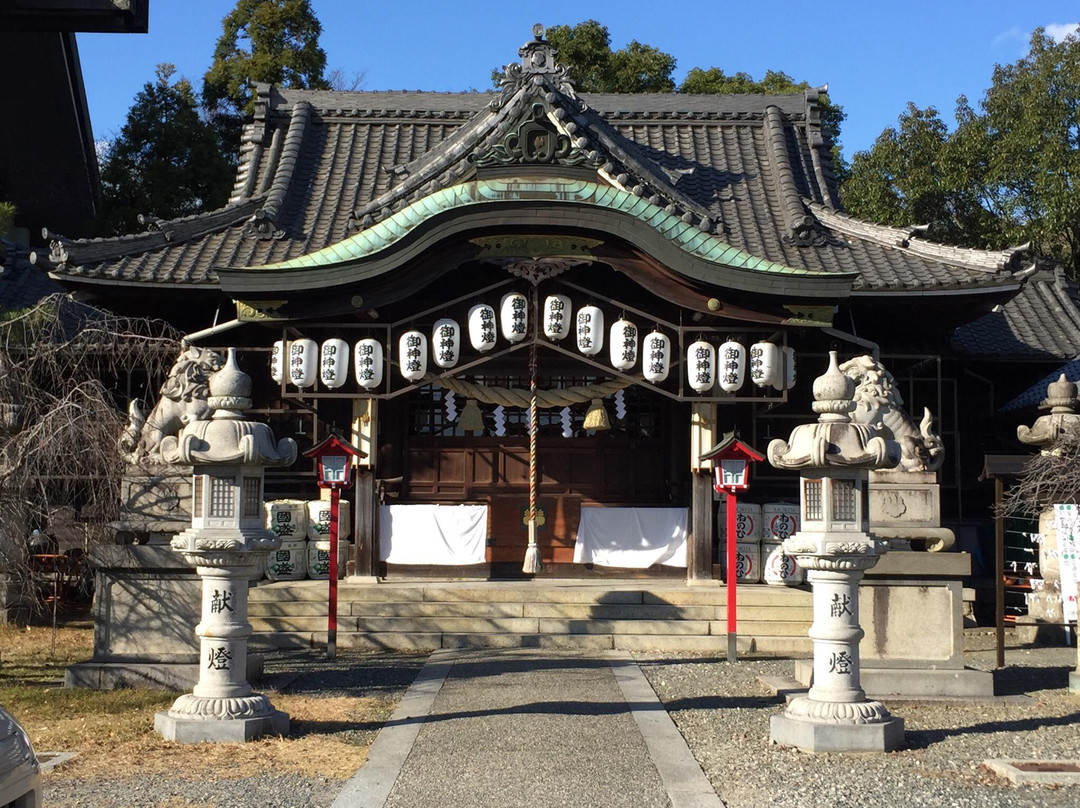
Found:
[0,240,62,310]
[952,267,1080,360]
[32,44,1028,299]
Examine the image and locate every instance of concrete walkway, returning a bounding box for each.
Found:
[331,649,723,808]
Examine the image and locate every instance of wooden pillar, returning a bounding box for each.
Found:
[351,398,379,580]
[689,471,714,581]
[688,403,717,582]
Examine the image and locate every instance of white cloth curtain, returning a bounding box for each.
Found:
[573,506,688,568]
[379,504,488,565]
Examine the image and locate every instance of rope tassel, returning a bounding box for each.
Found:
[458,398,485,433]
[583,398,610,431]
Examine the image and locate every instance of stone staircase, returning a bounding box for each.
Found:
[248,580,813,655]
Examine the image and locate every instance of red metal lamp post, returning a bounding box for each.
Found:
[700,432,764,662]
[304,433,366,659]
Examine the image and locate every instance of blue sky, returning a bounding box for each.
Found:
[77,1,1079,161]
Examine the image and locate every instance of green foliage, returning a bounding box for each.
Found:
[679,67,846,172]
[537,20,677,93]
[96,65,232,236]
[842,27,1080,273]
[202,0,330,151]
[841,103,1001,247]
[0,202,16,237]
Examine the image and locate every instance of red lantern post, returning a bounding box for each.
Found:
[304,434,366,659]
[700,433,764,662]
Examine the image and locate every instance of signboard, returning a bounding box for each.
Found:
[1052,504,1080,624]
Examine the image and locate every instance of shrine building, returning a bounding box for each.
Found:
[32,27,1032,587]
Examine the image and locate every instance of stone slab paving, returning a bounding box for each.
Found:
[332,649,721,808]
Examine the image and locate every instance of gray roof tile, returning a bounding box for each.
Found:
[34,81,1026,299]
[952,267,1080,359]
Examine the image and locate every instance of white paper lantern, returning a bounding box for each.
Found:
[609,318,638,370]
[782,346,796,390]
[642,331,670,382]
[398,330,428,381]
[270,340,285,383]
[431,318,461,369]
[687,340,715,393]
[543,294,572,341]
[320,338,349,389]
[500,292,528,343]
[287,338,318,388]
[718,340,746,393]
[354,338,384,389]
[749,341,780,389]
[576,305,604,356]
[467,303,497,352]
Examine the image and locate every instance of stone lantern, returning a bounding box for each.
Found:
[154,348,297,743]
[1017,373,1080,688]
[767,351,904,752]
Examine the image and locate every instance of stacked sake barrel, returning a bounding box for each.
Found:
[304,499,351,579]
[761,502,804,586]
[718,501,762,583]
[264,500,309,580]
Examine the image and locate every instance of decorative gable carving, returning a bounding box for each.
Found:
[470,100,600,169]
[492,23,579,112]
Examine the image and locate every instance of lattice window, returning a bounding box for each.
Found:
[832,478,857,522]
[193,476,204,518]
[242,477,262,518]
[209,476,235,518]
[804,479,822,521]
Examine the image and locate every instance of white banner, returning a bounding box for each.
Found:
[1052,504,1080,624]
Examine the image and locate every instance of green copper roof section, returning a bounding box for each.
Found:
[243,177,834,277]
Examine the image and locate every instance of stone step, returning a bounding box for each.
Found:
[249,628,814,655]
[536,618,712,636]
[249,601,328,617]
[352,616,541,634]
[350,601,527,618]
[252,614,809,638]
[249,598,812,623]
[249,581,812,607]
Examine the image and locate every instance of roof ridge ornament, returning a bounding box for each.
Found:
[492,24,579,112]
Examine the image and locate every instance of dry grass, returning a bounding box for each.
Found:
[0,619,398,783]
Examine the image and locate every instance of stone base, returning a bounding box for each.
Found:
[794,660,994,698]
[66,654,264,691]
[155,709,289,743]
[770,713,905,753]
[1070,671,1080,693]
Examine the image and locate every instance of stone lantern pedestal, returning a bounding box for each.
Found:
[153,348,297,743]
[768,352,905,753]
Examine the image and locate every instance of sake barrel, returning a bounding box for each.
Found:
[718,501,761,542]
[264,500,309,541]
[763,502,800,542]
[265,540,307,581]
[306,499,353,541]
[307,539,351,580]
[720,542,761,584]
[762,540,804,586]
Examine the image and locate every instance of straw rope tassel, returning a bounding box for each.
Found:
[523,286,543,574]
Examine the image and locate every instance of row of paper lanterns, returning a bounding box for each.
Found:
[269,292,795,393]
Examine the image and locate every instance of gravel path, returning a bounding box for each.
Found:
[637,637,1080,808]
[44,637,1080,807]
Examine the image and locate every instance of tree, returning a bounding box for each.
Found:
[203,0,330,154]
[493,22,845,165]
[0,296,180,614]
[497,20,677,93]
[840,103,1001,247]
[679,67,846,173]
[96,65,233,236]
[842,27,1080,273]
